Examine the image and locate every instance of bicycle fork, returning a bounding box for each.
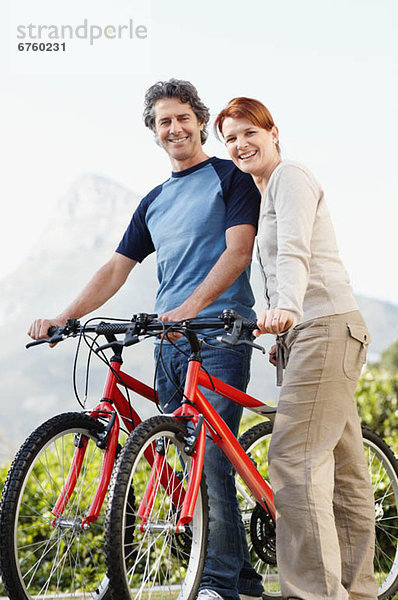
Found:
[137,360,207,534]
[51,399,119,529]
[51,361,126,529]
[136,418,206,535]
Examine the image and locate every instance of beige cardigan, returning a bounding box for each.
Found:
[256,160,358,327]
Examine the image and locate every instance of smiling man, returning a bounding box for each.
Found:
[28,79,262,600]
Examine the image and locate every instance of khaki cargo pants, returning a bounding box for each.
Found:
[269,311,377,599]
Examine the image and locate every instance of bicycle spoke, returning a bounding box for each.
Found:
[363,430,398,598]
[238,422,280,598]
[0,414,111,599]
[105,416,208,600]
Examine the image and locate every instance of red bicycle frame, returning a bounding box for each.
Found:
[51,322,276,531]
[136,356,276,534]
[52,357,183,527]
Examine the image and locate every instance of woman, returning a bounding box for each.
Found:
[215,98,377,600]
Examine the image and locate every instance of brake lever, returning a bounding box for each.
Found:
[217,334,266,354]
[123,326,140,347]
[217,317,265,354]
[95,331,140,353]
[26,334,64,349]
[239,339,266,353]
[94,341,123,353]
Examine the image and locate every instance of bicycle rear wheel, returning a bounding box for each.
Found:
[238,421,398,600]
[362,427,398,599]
[105,415,209,600]
[0,412,112,600]
[238,421,280,599]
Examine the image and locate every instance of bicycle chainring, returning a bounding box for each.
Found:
[250,503,276,565]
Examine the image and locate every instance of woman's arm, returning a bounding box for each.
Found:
[273,165,319,325]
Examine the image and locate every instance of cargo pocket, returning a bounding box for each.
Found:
[343,323,370,380]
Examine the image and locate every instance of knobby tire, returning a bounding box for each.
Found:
[0,412,112,600]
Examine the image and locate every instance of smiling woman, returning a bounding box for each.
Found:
[215,96,379,600]
[215,97,280,155]
[215,97,282,191]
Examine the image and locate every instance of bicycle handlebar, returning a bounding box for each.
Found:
[26,310,260,351]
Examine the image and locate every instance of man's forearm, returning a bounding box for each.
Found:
[159,224,256,324]
[179,246,252,316]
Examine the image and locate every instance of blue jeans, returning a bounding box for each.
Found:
[154,335,263,600]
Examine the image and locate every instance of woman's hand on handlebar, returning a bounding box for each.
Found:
[254,308,294,336]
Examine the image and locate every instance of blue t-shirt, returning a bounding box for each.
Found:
[116,156,260,319]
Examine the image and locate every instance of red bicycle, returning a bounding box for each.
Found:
[0,312,397,600]
[102,313,398,600]
[0,315,162,600]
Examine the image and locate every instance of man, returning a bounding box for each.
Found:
[28,79,263,600]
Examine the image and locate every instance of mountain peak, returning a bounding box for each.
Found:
[37,173,140,255]
[56,174,136,220]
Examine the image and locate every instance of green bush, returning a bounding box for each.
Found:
[356,367,398,453]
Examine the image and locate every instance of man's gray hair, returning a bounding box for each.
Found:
[143,78,210,145]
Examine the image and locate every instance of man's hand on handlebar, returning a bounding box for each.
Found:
[28,317,67,346]
[159,304,198,343]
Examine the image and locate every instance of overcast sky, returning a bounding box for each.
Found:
[1,0,397,305]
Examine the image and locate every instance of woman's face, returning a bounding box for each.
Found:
[222,116,279,178]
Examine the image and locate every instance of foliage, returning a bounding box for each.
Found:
[356,367,398,453]
[239,410,265,435]
[0,462,7,497]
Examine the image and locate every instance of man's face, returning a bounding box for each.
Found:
[153,98,205,169]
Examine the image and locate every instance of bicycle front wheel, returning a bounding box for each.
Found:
[105,415,209,600]
[0,412,112,600]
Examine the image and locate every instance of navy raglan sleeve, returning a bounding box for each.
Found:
[214,161,260,230]
[116,194,156,263]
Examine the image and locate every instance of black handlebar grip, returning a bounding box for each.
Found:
[95,322,130,335]
[242,319,258,332]
[47,326,58,337]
